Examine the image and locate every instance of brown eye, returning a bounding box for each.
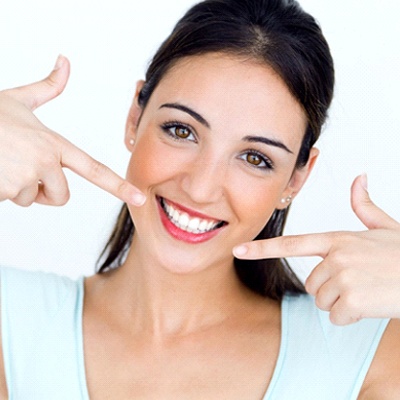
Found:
[162,122,196,142]
[175,126,191,138]
[246,153,262,166]
[239,151,273,171]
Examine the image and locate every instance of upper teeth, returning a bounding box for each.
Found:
[162,199,221,234]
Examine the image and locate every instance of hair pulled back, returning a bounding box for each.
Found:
[98,0,334,300]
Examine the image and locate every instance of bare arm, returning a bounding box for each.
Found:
[359,319,400,399]
[0,284,8,399]
[0,57,150,399]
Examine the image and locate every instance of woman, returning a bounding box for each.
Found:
[1,0,400,398]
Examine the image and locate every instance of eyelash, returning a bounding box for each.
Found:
[161,121,197,142]
[160,121,274,171]
[239,149,274,171]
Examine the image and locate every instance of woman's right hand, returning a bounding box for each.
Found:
[0,55,146,207]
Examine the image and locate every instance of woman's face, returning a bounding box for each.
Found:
[125,53,317,273]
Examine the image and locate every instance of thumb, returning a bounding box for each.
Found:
[351,174,398,229]
[3,55,70,111]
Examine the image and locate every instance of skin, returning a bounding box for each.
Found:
[80,53,317,398]
[0,53,316,399]
[0,56,146,207]
[124,54,315,276]
[235,175,400,325]
[0,54,399,398]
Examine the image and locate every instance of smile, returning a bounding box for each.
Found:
[157,196,227,243]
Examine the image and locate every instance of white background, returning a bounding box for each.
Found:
[0,1,399,280]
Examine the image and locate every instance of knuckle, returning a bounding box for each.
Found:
[44,181,71,206]
[12,197,34,207]
[331,231,347,244]
[315,295,330,311]
[304,276,317,295]
[254,240,266,255]
[116,180,130,197]
[336,269,356,289]
[329,311,344,326]
[40,152,59,169]
[336,231,358,248]
[55,190,70,206]
[9,190,20,200]
[282,236,299,253]
[3,187,20,200]
[20,200,34,207]
[340,291,362,312]
[329,251,345,269]
[37,130,62,154]
[351,194,368,212]
[44,76,63,97]
[89,159,108,179]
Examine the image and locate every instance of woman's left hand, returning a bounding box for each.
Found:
[233,175,400,325]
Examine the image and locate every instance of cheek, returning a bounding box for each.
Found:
[125,134,171,192]
[229,174,285,238]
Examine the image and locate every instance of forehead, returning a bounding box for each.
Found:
[148,53,307,149]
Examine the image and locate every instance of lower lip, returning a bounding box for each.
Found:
[157,199,224,244]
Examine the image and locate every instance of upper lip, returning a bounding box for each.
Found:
[158,196,227,223]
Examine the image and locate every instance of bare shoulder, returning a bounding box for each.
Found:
[359,319,400,399]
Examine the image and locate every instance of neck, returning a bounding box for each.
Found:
[95,238,257,340]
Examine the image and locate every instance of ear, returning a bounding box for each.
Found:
[125,80,145,151]
[276,147,319,209]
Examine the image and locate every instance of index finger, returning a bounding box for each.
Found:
[233,233,334,260]
[61,139,146,206]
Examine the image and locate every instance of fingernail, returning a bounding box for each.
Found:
[131,193,146,206]
[53,54,64,71]
[360,173,368,192]
[233,245,248,257]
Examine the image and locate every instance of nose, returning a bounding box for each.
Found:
[179,155,227,204]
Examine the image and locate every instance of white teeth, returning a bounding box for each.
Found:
[198,220,208,231]
[188,217,200,231]
[161,198,223,235]
[178,213,190,229]
[173,210,180,223]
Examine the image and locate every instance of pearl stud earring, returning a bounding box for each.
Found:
[129,138,135,146]
[280,195,293,204]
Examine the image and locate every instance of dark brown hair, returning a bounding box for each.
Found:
[97,0,335,300]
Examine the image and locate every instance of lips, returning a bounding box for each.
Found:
[157,196,227,243]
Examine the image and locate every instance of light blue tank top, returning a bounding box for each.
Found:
[0,266,389,399]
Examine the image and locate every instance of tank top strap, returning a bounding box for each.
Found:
[0,266,88,399]
[265,293,389,399]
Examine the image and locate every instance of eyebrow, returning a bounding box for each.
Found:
[160,103,211,128]
[243,135,293,154]
[159,102,293,154]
